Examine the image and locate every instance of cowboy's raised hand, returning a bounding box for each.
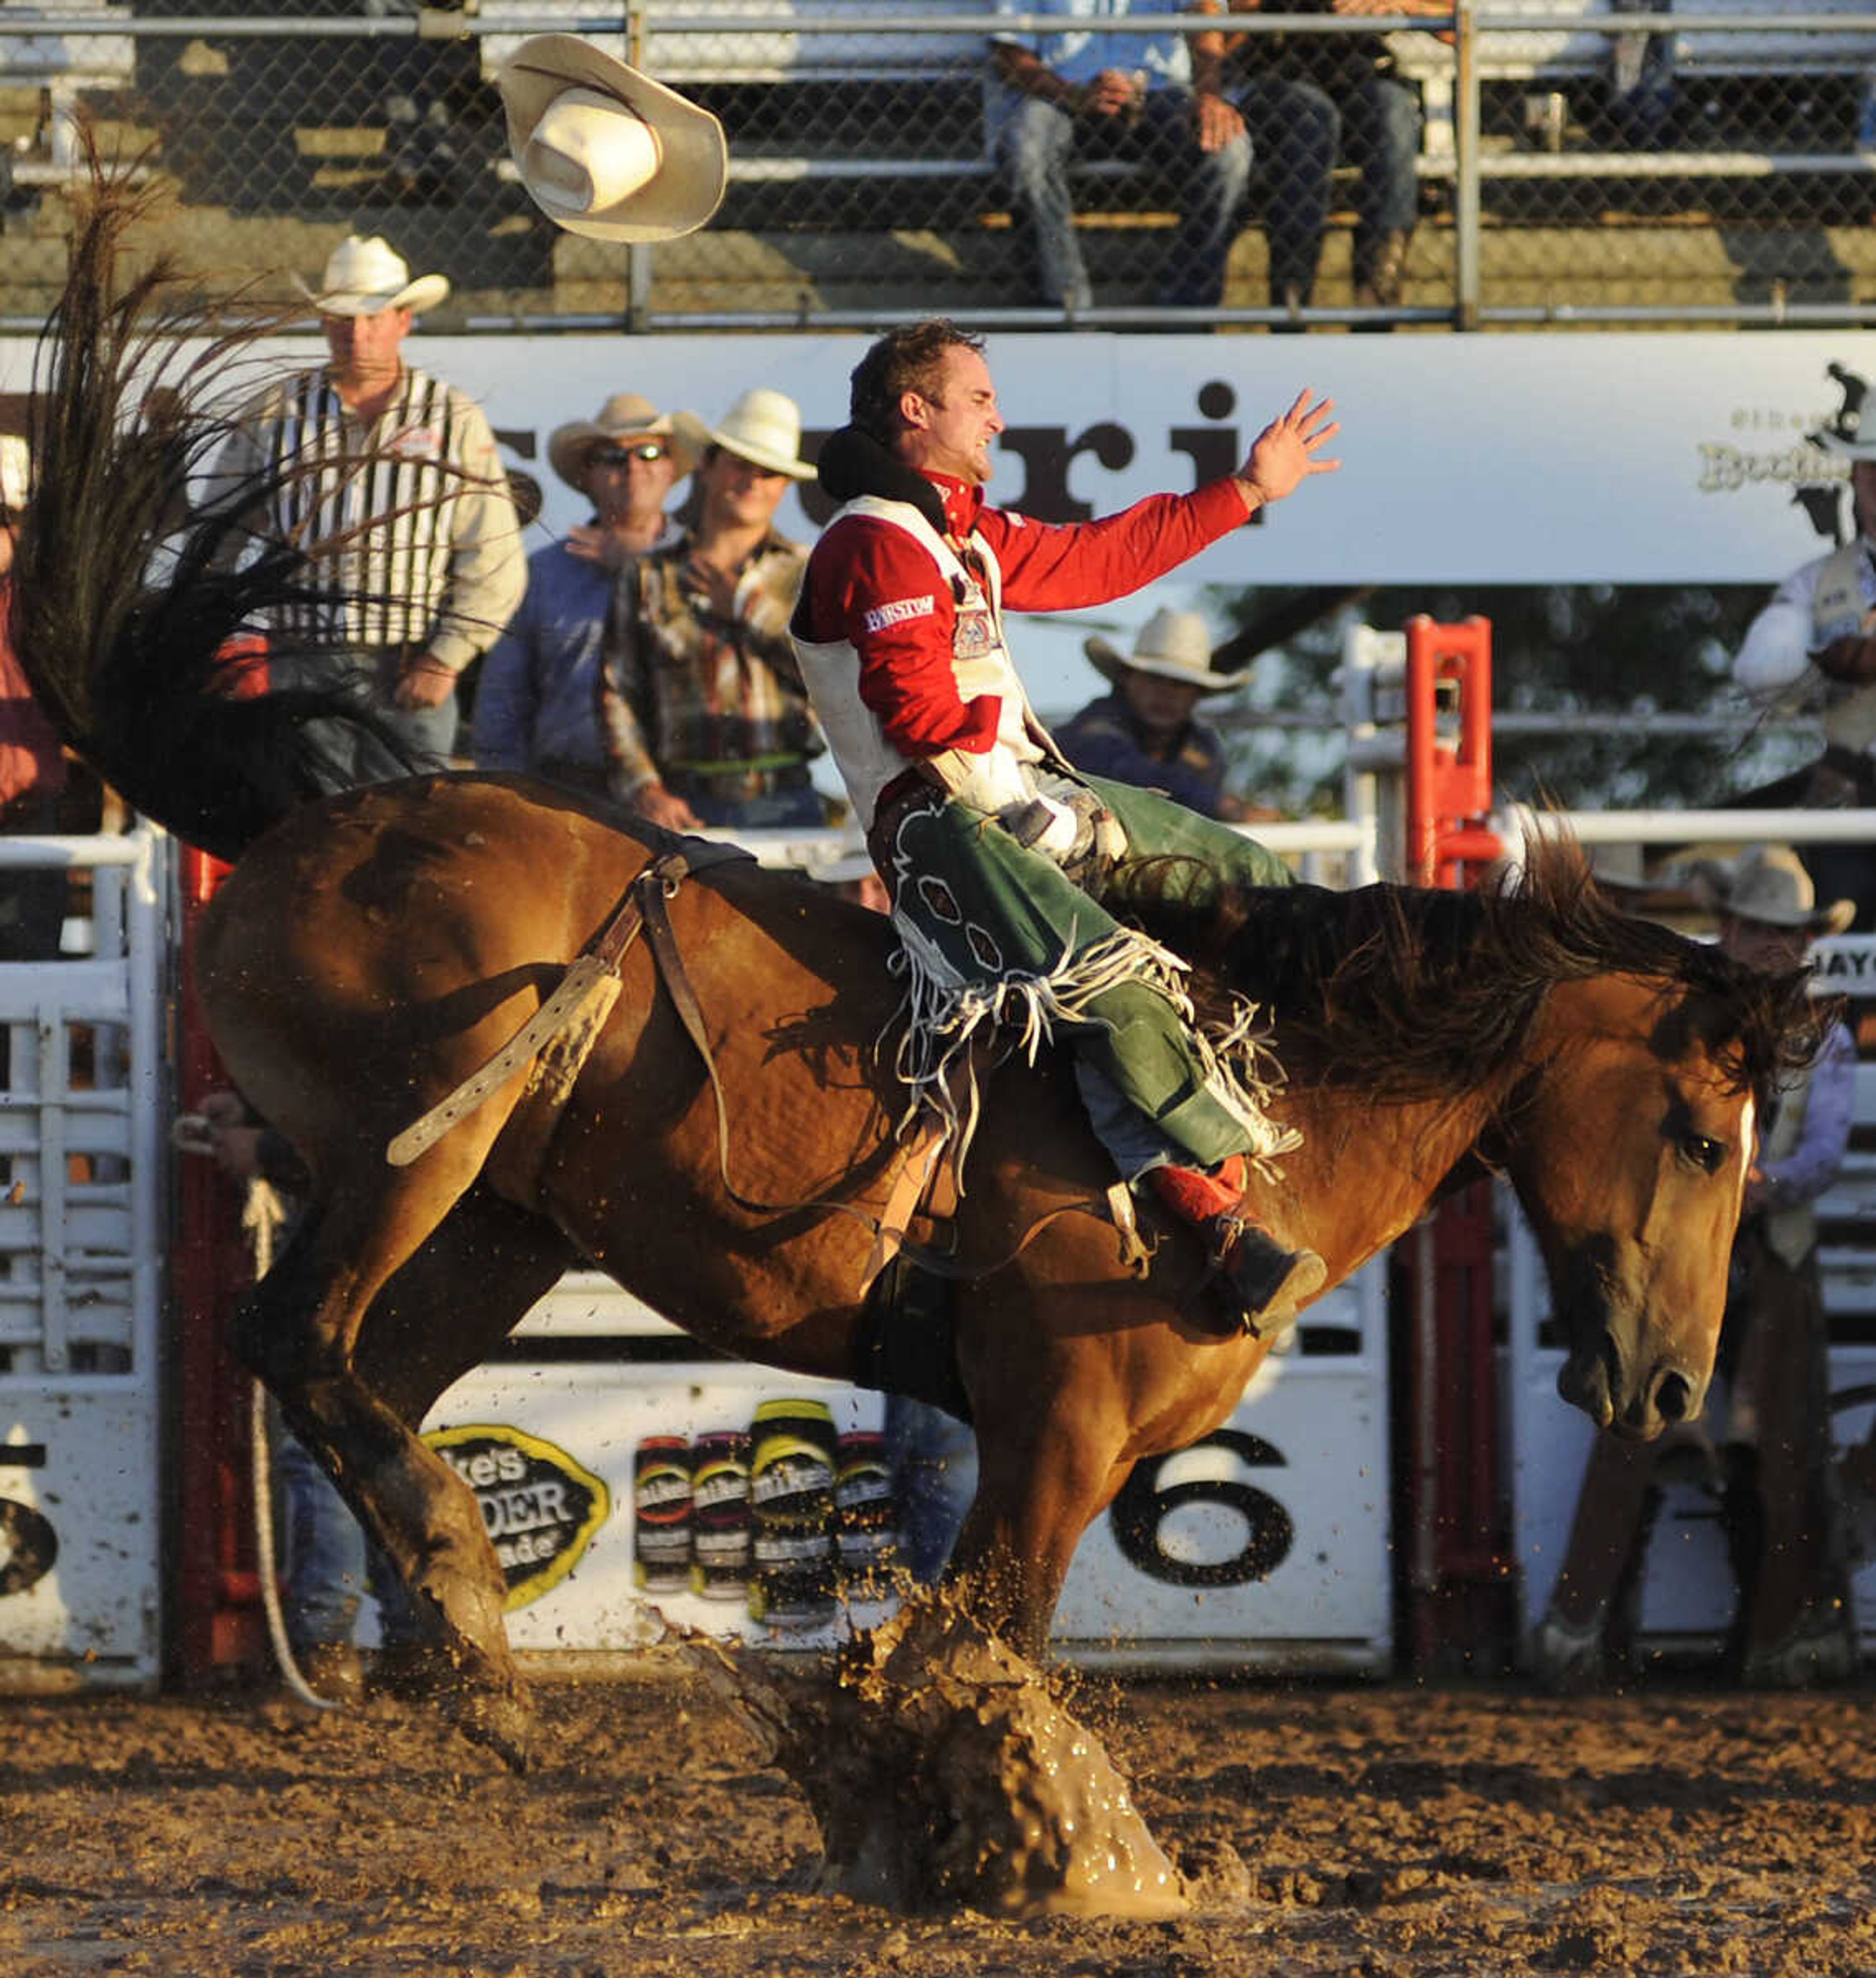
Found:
[1237,389,1341,511]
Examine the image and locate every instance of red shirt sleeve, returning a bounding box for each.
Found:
[978,478,1251,611]
[801,514,1001,759]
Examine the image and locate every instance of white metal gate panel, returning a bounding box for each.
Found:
[0,831,169,1690]
[1051,1261,1392,1671]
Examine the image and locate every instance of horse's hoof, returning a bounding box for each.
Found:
[445,1680,538,1773]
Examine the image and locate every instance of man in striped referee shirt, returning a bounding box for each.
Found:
[210,235,525,785]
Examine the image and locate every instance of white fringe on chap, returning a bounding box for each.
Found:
[883,915,1300,1189]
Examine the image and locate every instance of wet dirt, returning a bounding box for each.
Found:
[1,1665,1874,1975]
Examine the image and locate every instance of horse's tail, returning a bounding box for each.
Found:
[9,161,414,861]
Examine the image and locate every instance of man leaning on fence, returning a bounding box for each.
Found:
[206,236,523,786]
[989,0,1253,316]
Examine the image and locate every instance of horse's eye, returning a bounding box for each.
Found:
[1681,1134,1726,1174]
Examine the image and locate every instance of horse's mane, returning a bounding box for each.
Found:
[1151,836,1821,1101]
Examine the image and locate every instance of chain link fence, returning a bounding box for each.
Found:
[2,3,1876,329]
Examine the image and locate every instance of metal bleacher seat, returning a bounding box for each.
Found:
[0,0,135,178]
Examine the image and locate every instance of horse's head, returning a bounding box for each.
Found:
[1504,968,1808,1438]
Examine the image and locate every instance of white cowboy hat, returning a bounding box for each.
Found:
[294,235,449,317]
[1819,422,1876,463]
[1084,608,1250,694]
[673,387,815,482]
[546,391,701,490]
[0,435,29,512]
[1695,843,1855,936]
[497,34,727,244]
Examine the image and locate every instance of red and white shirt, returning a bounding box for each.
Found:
[792,469,1250,824]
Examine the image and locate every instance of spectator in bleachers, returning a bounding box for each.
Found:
[207,235,523,783]
[1732,404,1876,929]
[1223,0,1436,326]
[0,436,69,961]
[989,0,1253,315]
[597,389,825,832]
[1057,607,1263,821]
[1534,845,1860,1692]
[473,395,699,796]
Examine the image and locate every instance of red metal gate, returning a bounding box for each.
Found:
[1400,616,1515,1669]
[171,845,266,1683]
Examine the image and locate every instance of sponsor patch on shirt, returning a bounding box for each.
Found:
[389,424,445,461]
[954,605,997,659]
[863,594,936,633]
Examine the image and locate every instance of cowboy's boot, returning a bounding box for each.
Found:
[1352,226,1414,329]
[1267,249,1317,336]
[1149,1155,1326,1339]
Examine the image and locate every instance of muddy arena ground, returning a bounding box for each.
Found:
[1,1666,1873,1975]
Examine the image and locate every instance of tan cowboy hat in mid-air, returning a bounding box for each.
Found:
[673,388,816,481]
[1696,843,1855,936]
[497,34,727,242]
[294,235,449,316]
[1084,608,1250,693]
[547,391,702,489]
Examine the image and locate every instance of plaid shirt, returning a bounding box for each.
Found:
[597,528,819,799]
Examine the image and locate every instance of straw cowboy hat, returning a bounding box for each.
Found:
[496,34,727,243]
[294,235,449,316]
[673,388,816,481]
[1695,843,1855,936]
[547,391,701,490]
[1084,608,1250,693]
[0,435,29,513]
[1586,841,1656,893]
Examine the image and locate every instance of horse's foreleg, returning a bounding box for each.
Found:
[943,1408,1135,1660]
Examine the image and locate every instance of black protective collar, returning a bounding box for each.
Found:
[815,425,949,539]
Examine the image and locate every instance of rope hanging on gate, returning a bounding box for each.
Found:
[175,1109,341,1716]
[238,1175,341,1716]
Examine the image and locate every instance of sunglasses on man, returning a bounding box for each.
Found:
[590,443,670,467]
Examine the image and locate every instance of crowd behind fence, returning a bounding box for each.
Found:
[2,4,1876,329]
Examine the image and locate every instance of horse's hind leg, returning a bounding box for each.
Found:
[231,1156,566,1766]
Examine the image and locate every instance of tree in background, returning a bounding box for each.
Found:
[1205,583,1808,820]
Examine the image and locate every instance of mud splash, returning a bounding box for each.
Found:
[689,1595,1188,1920]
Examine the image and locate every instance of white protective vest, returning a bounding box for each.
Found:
[1758,1049,1823,1271]
[1810,538,1876,756]
[790,495,1050,828]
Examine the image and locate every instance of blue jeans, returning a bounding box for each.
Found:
[681,782,826,830]
[995,89,1253,311]
[272,648,460,789]
[276,1428,423,1651]
[884,1395,977,1585]
[1235,71,1420,298]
